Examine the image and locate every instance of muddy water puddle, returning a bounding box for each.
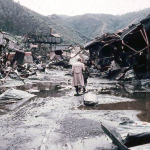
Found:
[79,82,150,123]
[1,75,150,124]
[0,80,71,114]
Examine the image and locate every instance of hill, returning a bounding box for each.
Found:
[0,0,88,45]
[0,0,150,45]
[63,8,150,39]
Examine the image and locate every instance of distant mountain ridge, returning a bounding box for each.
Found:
[0,0,150,45]
[62,8,150,39]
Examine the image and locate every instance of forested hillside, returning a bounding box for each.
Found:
[64,8,150,38]
[0,0,150,45]
[0,0,87,44]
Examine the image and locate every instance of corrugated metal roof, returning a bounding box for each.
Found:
[120,24,140,40]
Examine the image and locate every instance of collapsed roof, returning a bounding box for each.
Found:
[84,14,150,78]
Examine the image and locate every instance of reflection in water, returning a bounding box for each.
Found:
[1,78,150,123]
[146,93,150,122]
[79,101,146,110]
[79,83,150,123]
[138,93,150,122]
[18,81,71,98]
[0,81,69,114]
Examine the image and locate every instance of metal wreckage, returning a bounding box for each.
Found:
[0,29,72,82]
[0,31,36,81]
[84,14,150,80]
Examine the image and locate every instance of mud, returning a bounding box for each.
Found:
[0,69,150,149]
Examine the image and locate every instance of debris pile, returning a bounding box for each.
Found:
[0,29,73,84]
[84,15,150,80]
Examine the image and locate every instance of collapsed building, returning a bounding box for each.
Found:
[0,28,73,82]
[0,31,29,79]
[26,28,72,68]
[84,15,150,80]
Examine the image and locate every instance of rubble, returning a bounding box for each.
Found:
[84,92,98,106]
[84,14,150,80]
[0,88,36,101]
[0,14,150,150]
[102,121,150,149]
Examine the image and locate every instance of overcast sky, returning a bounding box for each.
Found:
[14,0,150,16]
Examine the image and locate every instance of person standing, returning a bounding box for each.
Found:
[72,58,85,96]
[83,64,89,93]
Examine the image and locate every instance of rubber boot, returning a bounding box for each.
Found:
[74,86,79,96]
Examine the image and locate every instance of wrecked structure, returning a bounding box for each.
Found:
[25,28,63,62]
[0,31,28,79]
[25,28,72,68]
[0,27,73,83]
[84,15,150,80]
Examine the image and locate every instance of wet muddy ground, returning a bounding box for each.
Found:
[0,69,150,150]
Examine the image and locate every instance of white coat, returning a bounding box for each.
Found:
[72,62,85,87]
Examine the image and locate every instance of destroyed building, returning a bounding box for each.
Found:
[0,31,26,78]
[84,15,150,80]
[0,27,73,83]
[25,28,63,62]
[25,28,72,67]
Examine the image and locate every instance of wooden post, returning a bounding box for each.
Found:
[143,27,150,72]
